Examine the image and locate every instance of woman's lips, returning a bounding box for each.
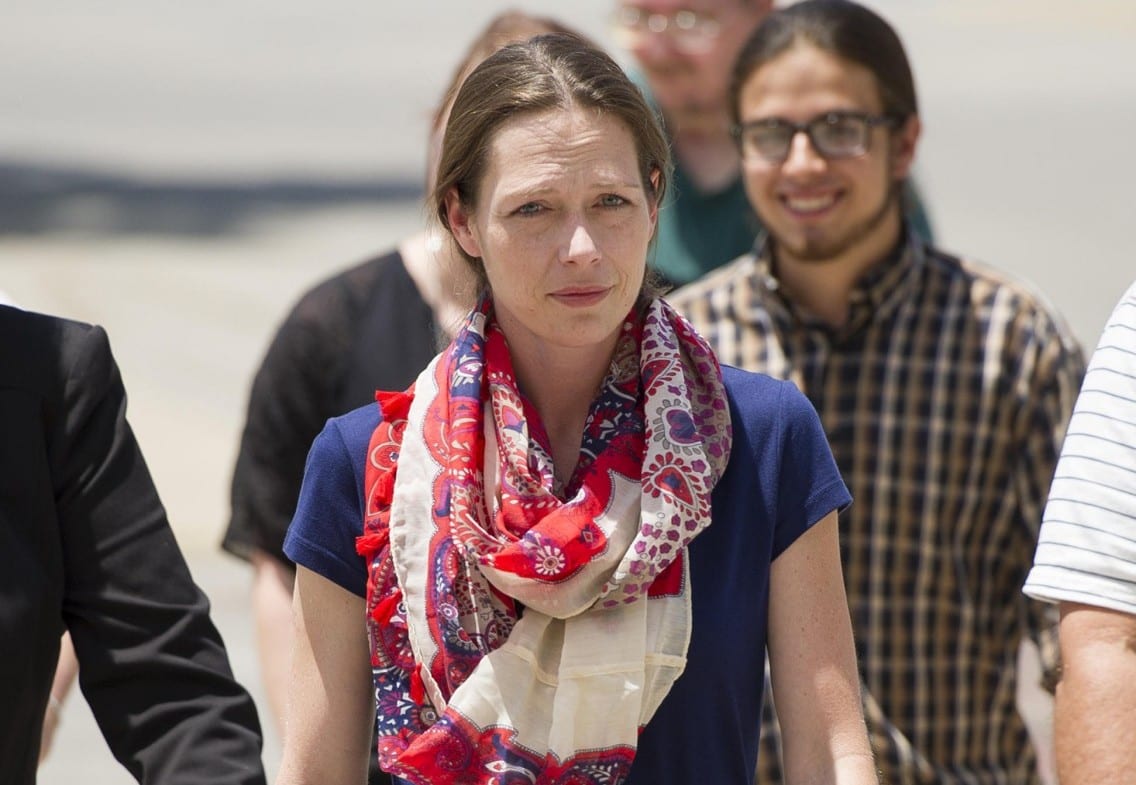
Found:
[550,286,611,307]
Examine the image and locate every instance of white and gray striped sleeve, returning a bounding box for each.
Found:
[1025,280,1136,614]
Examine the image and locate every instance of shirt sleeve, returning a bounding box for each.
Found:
[57,325,266,785]
[1010,299,1087,687]
[1026,283,1136,616]
[768,378,852,560]
[284,405,380,598]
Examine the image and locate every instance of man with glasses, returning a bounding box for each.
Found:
[668,2,1084,783]
[611,0,932,287]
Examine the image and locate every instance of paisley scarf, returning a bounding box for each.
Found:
[356,296,731,785]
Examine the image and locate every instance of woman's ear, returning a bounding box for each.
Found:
[647,169,661,232]
[444,188,482,259]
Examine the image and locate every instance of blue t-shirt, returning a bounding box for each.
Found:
[285,365,850,784]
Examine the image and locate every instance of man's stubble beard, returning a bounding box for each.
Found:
[777,180,902,265]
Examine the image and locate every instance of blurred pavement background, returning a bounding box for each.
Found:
[4,0,1133,781]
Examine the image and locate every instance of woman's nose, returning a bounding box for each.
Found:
[561,219,600,265]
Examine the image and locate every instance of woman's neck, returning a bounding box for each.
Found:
[399,229,476,338]
[509,332,619,489]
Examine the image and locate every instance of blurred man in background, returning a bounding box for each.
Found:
[611,0,932,286]
[670,1,1083,782]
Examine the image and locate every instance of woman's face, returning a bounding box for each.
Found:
[446,106,657,363]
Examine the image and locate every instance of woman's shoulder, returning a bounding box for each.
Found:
[284,401,383,597]
[321,401,384,457]
[298,403,384,492]
[720,364,790,397]
[718,365,828,469]
[720,365,813,427]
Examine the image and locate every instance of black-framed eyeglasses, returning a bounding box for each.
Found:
[732,111,900,163]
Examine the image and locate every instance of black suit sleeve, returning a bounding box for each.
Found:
[54,325,266,784]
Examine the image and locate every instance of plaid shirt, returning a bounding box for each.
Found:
[668,230,1084,785]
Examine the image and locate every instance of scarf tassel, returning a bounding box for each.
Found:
[408,663,426,705]
[371,589,401,626]
[374,466,397,505]
[356,527,390,559]
[375,387,414,423]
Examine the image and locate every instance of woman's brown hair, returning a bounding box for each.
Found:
[432,33,672,286]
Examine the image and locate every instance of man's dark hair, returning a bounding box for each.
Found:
[729,0,918,127]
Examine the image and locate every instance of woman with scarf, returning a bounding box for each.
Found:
[276,33,876,785]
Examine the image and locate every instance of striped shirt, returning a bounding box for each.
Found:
[1025,280,1136,615]
[669,230,1084,785]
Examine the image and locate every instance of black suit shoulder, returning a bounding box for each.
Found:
[0,305,267,784]
[0,307,120,478]
[0,304,102,390]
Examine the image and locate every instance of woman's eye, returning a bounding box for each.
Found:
[514,202,544,217]
[599,194,628,208]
